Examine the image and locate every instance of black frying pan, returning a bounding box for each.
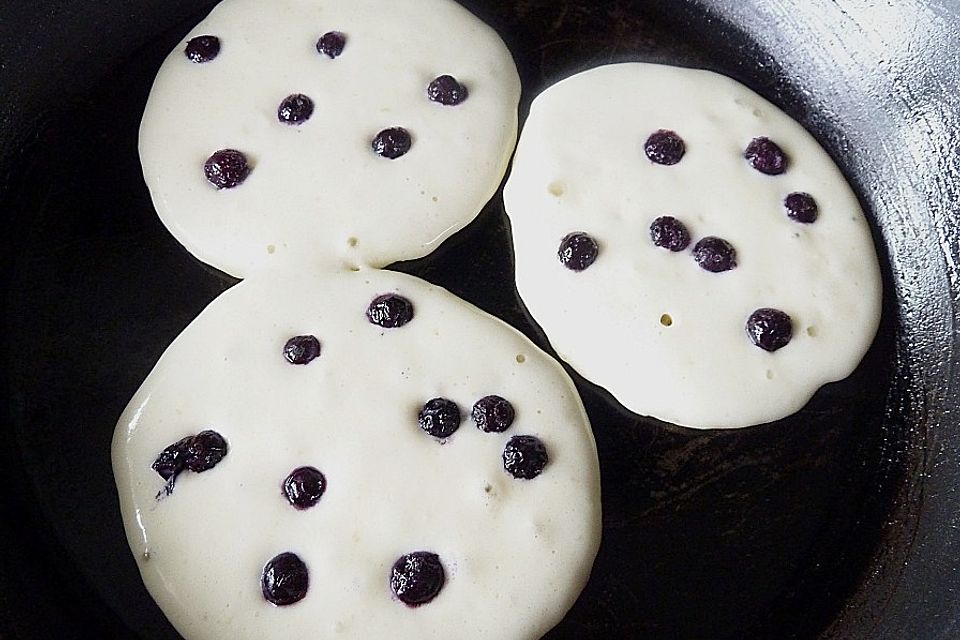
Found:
[2,1,958,638]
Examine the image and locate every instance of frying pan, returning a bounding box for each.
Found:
[1,0,957,638]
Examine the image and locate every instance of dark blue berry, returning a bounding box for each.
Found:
[184,430,228,473]
[746,308,793,352]
[649,216,691,251]
[644,129,685,165]
[418,398,461,439]
[503,435,548,479]
[152,435,193,480]
[261,552,309,606]
[372,127,412,159]
[366,294,414,328]
[185,35,220,63]
[427,75,468,106]
[784,192,818,223]
[693,236,737,273]
[390,552,445,607]
[283,335,321,364]
[278,94,314,125]
[745,137,788,175]
[204,149,250,189]
[282,467,327,510]
[316,31,346,59]
[472,395,515,433]
[152,431,227,498]
[558,232,599,271]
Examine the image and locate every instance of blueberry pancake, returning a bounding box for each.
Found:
[112,269,601,640]
[504,63,882,429]
[139,0,521,277]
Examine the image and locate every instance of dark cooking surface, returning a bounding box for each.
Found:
[2,1,958,639]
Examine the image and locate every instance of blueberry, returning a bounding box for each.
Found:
[649,216,691,251]
[503,435,548,480]
[152,435,193,480]
[418,398,461,439]
[204,149,250,189]
[390,552,445,607]
[472,395,515,433]
[427,75,468,106]
[184,430,228,473]
[152,431,227,498]
[784,192,819,223]
[745,137,788,175]
[558,232,599,271]
[316,31,346,59]
[693,236,737,273]
[184,35,220,63]
[282,466,327,510]
[277,94,314,125]
[372,127,412,159]
[746,308,793,352]
[644,129,685,165]
[261,552,309,606]
[366,294,414,328]
[283,335,321,365]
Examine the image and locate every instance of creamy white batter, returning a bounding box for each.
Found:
[112,268,601,640]
[504,63,883,429]
[139,0,520,277]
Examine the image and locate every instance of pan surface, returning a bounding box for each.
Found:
[1,1,958,638]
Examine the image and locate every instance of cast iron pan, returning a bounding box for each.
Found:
[2,0,959,638]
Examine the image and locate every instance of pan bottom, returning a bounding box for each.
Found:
[1,2,906,639]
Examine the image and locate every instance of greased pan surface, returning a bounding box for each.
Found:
[1,1,958,638]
